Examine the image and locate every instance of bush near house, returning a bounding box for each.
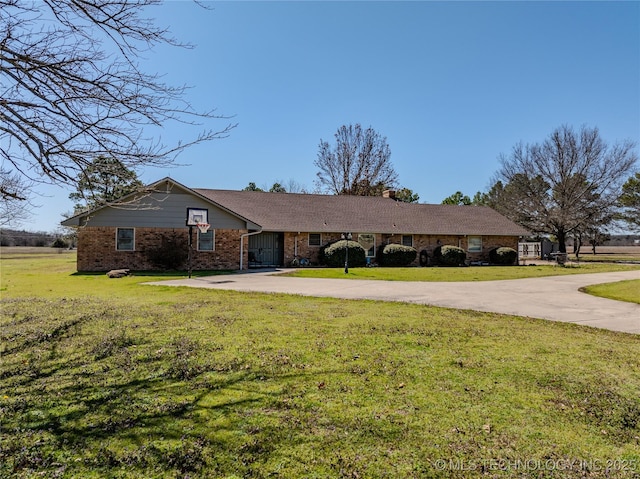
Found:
[51,238,69,249]
[321,240,366,268]
[145,232,188,270]
[378,243,417,267]
[318,239,336,265]
[489,247,518,265]
[433,244,466,266]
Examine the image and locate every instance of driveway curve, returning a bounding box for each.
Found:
[147,269,640,334]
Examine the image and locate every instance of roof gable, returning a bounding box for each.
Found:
[61,178,260,229]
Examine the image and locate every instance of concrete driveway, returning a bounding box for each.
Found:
[147,269,640,334]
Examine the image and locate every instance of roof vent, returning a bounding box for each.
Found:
[382,189,396,199]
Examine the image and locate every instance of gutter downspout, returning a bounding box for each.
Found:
[240,229,263,270]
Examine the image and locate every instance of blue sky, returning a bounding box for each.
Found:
[27,1,640,232]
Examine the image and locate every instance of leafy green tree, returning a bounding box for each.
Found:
[481,181,507,210]
[242,180,309,193]
[52,238,69,249]
[471,191,489,205]
[395,187,420,203]
[442,191,471,205]
[441,190,488,206]
[618,172,640,231]
[242,182,263,192]
[269,183,287,193]
[241,182,285,193]
[69,157,143,212]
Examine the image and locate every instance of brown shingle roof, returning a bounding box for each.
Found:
[194,188,530,236]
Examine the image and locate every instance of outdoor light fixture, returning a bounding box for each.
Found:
[341,232,353,274]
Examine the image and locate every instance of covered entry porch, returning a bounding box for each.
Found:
[248,232,284,268]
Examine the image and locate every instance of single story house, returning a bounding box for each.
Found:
[61,177,530,271]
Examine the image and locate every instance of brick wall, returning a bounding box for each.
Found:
[283,232,344,266]
[76,227,246,271]
[282,232,520,267]
[400,234,519,265]
[77,228,521,271]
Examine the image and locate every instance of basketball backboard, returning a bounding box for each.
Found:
[186,207,208,226]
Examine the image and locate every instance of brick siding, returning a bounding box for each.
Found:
[283,232,344,266]
[77,227,521,271]
[283,232,519,266]
[76,227,246,271]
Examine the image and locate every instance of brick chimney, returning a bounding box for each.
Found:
[382,189,396,199]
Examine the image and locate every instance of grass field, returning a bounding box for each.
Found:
[1,252,640,478]
[284,262,640,282]
[569,246,640,264]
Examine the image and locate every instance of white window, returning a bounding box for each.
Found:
[198,230,214,251]
[468,236,482,253]
[358,233,376,257]
[116,228,134,251]
[402,235,413,247]
[309,233,321,247]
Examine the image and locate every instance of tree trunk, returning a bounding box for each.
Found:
[557,230,567,253]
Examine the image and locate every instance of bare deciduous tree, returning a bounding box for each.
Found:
[0,168,33,226]
[315,124,398,196]
[495,125,637,252]
[1,0,234,205]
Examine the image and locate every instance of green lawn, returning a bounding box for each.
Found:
[284,262,640,282]
[581,280,640,304]
[2,253,640,478]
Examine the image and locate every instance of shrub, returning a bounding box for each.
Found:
[419,250,429,267]
[378,243,417,266]
[489,247,518,265]
[51,238,68,248]
[145,232,188,270]
[322,240,366,268]
[318,240,337,265]
[433,244,466,266]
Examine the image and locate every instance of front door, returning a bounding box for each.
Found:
[248,232,284,267]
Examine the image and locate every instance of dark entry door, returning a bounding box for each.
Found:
[248,232,284,267]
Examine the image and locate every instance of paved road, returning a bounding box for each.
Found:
[147,269,640,334]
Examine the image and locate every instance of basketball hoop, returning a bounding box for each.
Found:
[196,223,210,234]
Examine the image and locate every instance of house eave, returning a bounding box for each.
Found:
[60,177,262,231]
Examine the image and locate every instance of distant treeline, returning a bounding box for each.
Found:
[604,235,640,246]
[0,229,57,247]
[563,235,640,247]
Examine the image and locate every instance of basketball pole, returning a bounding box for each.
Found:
[188,225,193,278]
